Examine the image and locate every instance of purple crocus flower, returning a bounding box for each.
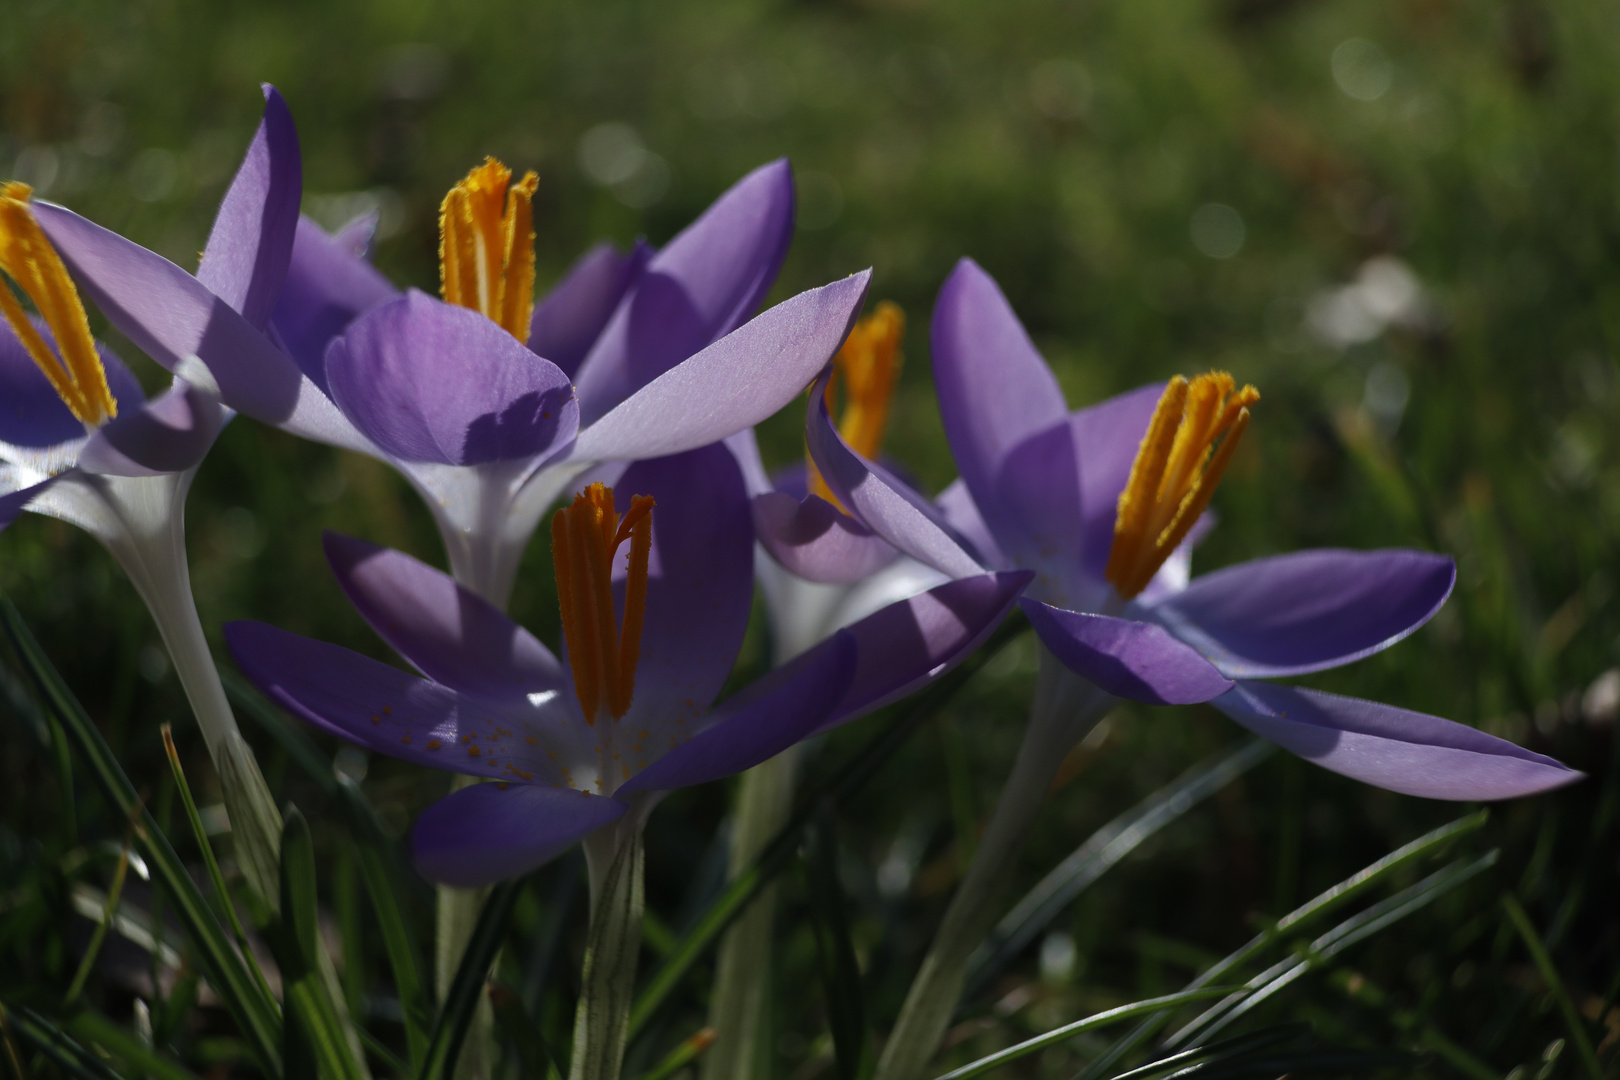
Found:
[761,257,1577,801]
[226,443,1029,887]
[32,94,868,609]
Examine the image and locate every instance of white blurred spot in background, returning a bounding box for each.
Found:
[1190,203,1245,259]
[1305,255,1435,350]
[308,188,406,241]
[579,122,669,208]
[130,148,177,203]
[1039,931,1078,984]
[1029,59,1092,121]
[1332,39,1393,102]
[376,44,449,101]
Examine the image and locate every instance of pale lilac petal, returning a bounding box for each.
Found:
[936,479,1008,570]
[1213,682,1582,800]
[617,631,855,795]
[574,160,794,423]
[991,418,1087,597]
[269,215,399,392]
[1150,549,1456,678]
[0,316,144,448]
[325,291,578,465]
[79,383,225,477]
[528,241,651,379]
[333,211,377,258]
[818,570,1033,732]
[412,783,626,887]
[1021,599,1233,705]
[1071,383,1168,577]
[323,532,566,703]
[931,258,1066,513]
[195,85,301,332]
[572,271,870,463]
[752,491,899,585]
[805,368,985,580]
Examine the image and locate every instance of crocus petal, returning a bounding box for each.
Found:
[324,532,567,703]
[1213,681,1582,800]
[752,491,899,584]
[818,570,1034,731]
[1071,383,1169,577]
[0,316,144,448]
[79,383,225,477]
[412,782,627,887]
[0,476,54,531]
[572,271,870,463]
[574,160,794,424]
[931,257,1067,515]
[528,241,651,379]
[325,291,578,466]
[1021,599,1234,705]
[617,631,855,795]
[806,369,985,580]
[992,418,1087,600]
[269,215,400,393]
[1149,549,1456,678]
[936,479,1009,570]
[333,211,377,258]
[225,620,561,781]
[195,85,300,332]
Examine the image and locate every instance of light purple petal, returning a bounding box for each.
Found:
[333,211,377,258]
[325,290,578,466]
[805,368,985,581]
[1213,681,1582,800]
[574,160,794,424]
[617,631,855,795]
[528,241,651,379]
[931,257,1067,516]
[819,570,1033,731]
[1071,383,1168,578]
[992,418,1087,599]
[269,215,400,393]
[572,271,870,463]
[323,532,567,704]
[752,491,899,585]
[936,479,1008,570]
[412,783,626,887]
[195,85,301,332]
[0,315,144,448]
[1021,599,1233,705]
[1149,549,1456,679]
[79,383,225,477]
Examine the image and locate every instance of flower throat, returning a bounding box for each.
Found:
[439,158,539,341]
[808,300,905,508]
[1106,372,1258,599]
[552,483,655,723]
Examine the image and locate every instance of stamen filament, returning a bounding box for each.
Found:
[438,158,540,340]
[808,301,906,508]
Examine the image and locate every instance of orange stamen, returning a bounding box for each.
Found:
[808,301,906,508]
[438,158,539,340]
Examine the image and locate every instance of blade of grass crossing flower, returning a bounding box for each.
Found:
[965,740,1274,1004]
[418,878,523,1080]
[2,1004,128,1080]
[806,808,872,1080]
[0,597,284,1077]
[276,806,369,1080]
[930,989,1244,1080]
[65,1009,203,1080]
[633,1028,718,1080]
[627,617,1029,1040]
[1501,894,1604,1080]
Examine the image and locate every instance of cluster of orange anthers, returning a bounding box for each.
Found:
[551,483,655,723]
[439,157,539,341]
[808,300,906,509]
[1105,372,1259,599]
[0,182,115,427]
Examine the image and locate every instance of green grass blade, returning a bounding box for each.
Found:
[2,1004,128,1080]
[1102,1023,1307,1080]
[631,1027,718,1080]
[1502,893,1604,1080]
[65,1009,204,1080]
[417,878,523,1080]
[0,597,284,1078]
[806,808,872,1080]
[63,835,134,1005]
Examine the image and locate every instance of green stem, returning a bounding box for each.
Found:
[571,823,647,1080]
[438,776,496,1080]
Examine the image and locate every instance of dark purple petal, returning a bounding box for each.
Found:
[992,418,1087,599]
[325,291,578,466]
[573,271,870,463]
[79,383,225,476]
[752,491,899,585]
[805,368,985,580]
[574,160,794,424]
[225,620,560,782]
[931,258,1067,517]
[0,315,144,448]
[819,570,1033,731]
[324,532,567,703]
[617,631,855,794]
[1071,383,1168,578]
[1150,549,1456,678]
[269,215,399,393]
[0,476,54,531]
[1021,599,1234,705]
[1213,681,1582,800]
[528,241,651,379]
[195,85,300,332]
[412,782,626,887]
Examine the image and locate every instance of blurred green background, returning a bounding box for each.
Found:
[1,0,1616,1075]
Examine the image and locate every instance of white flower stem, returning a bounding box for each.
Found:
[872,650,1111,1080]
[571,821,647,1080]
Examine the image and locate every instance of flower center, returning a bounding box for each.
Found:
[439,157,539,341]
[1105,371,1259,599]
[0,182,116,427]
[551,482,656,724]
[808,300,905,508]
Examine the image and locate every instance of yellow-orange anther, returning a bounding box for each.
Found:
[0,182,116,427]
[439,157,539,340]
[551,483,655,723]
[1105,371,1259,599]
[808,301,906,507]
